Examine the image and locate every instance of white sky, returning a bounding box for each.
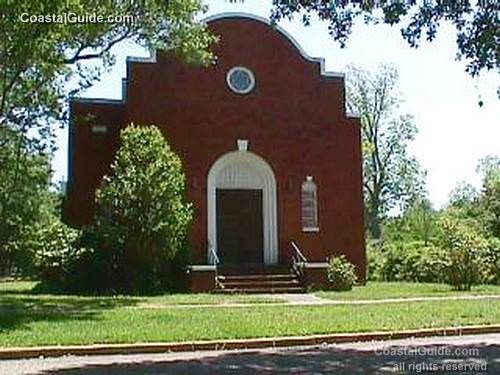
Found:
[53,0,500,208]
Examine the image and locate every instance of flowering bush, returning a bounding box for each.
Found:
[14,218,90,288]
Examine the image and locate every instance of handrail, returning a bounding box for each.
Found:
[208,241,220,266]
[290,241,307,263]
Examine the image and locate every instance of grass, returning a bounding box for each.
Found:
[0,280,282,310]
[1,280,500,348]
[316,282,500,301]
[1,299,500,347]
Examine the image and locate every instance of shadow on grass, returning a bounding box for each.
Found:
[26,342,497,374]
[0,282,140,334]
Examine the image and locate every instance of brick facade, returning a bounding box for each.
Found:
[64,14,366,280]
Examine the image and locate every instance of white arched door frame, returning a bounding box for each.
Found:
[207,150,278,265]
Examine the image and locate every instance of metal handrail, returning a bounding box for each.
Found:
[290,241,308,263]
[208,241,220,266]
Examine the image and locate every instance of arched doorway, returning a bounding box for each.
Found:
[207,150,278,265]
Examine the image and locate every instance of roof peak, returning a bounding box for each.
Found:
[202,12,343,79]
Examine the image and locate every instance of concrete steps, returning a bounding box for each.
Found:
[215,266,305,294]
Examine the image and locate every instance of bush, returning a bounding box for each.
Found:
[438,216,489,291]
[12,218,89,288]
[366,241,385,281]
[327,255,357,291]
[81,125,193,293]
[478,237,500,285]
[368,241,448,283]
[411,244,449,283]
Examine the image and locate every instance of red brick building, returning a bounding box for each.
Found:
[64,13,365,291]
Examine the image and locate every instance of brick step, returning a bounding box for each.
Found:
[217,274,297,282]
[217,265,292,276]
[215,264,305,293]
[216,286,304,294]
[220,280,301,288]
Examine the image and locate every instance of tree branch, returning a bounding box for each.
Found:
[63,31,131,64]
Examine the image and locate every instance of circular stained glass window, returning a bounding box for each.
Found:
[226,66,255,94]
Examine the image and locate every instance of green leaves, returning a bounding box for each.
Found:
[346,64,426,238]
[1,0,216,155]
[18,219,84,279]
[0,127,54,273]
[1,0,214,278]
[90,124,193,293]
[326,254,358,291]
[271,1,499,79]
[447,155,500,239]
[438,214,489,291]
[368,241,449,283]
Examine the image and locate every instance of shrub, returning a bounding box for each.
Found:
[438,216,488,291]
[368,241,448,283]
[12,218,88,288]
[366,241,386,281]
[481,237,500,285]
[327,255,358,291]
[411,244,449,283]
[375,242,408,282]
[84,125,193,293]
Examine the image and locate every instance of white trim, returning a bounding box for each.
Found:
[71,13,345,106]
[346,111,361,119]
[203,12,344,79]
[303,227,320,233]
[207,150,278,265]
[301,176,319,232]
[237,139,249,151]
[187,265,217,272]
[296,262,329,269]
[226,66,256,94]
[126,50,157,64]
[73,98,123,104]
[90,125,107,134]
[72,50,157,105]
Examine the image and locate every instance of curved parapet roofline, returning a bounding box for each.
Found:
[204,12,344,79]
[72,12,345,104]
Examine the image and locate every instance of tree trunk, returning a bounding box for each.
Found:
[366,205,382,239]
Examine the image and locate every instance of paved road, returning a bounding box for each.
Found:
[2,334,498,374]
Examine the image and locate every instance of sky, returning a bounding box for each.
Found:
[53,0,500,208]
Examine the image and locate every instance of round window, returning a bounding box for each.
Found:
[226,66,255,94]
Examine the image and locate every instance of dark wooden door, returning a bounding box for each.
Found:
[216,189,264,264]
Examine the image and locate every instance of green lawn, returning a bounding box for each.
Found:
[1,298,500,347]
[316,282,500,301]
[0,280,282,309]
[1,280,500,347]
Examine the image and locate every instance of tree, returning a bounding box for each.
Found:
[0,1,214,271]
[271,1,499,84]
[346,64,426,238]
[446,155,500,239]
[477,155,500,238]
[449,181,480,208]
[0,0,215,202]
[477,155,500,179]
[1,0,215,153]
[90,125,193,292]
[384,198,437,245]
[0,127,54,274]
